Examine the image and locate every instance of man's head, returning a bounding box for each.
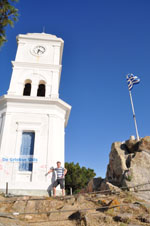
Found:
[57,161,61,168]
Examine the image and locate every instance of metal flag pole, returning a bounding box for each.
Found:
[128,89,140,141]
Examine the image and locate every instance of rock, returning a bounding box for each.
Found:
[97,199,107,206]
[113,213,133,223]
[138,136,150,153]
[85,177,103,192]
[65,196,75,205]
[128,203,141,211]
[106,142,127,186]
[137,215,150,223]
[75,194,85,203]
[96,199,120,212]
[0,217,29,226]
[12,200,26,212]
[100,180,121,194]
[24,214,33,220]
[105,136,150,201]
[124,150,150,198]
[68,210,87,220]
[107,199,120,208]
[68,210,87,225]
[125,139,139,153]
[79,136,150,203]
[24,200,36,213]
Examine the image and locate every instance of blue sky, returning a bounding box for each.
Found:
[0,0,150,178]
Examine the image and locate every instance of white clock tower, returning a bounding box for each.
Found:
[0,33,71,196]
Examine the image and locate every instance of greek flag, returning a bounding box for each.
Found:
[126,73,140,90]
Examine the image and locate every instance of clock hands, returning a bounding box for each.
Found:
[33,46,45,56]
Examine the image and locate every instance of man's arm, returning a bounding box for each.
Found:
[45,168,54,176]
[48,168,54,174]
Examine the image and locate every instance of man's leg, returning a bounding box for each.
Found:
[60,179,65,196]
[53,187,56,196]
[62,188,65,196]
[53,179,58,197]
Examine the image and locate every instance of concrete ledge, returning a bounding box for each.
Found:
[0,189,62,197]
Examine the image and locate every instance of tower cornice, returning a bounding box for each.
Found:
[16,33,64,44]
[0,95,71,127]
[11,61,62,71]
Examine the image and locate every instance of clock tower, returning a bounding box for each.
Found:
[0,33,71,196]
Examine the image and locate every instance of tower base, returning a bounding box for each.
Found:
[0,188,63,197]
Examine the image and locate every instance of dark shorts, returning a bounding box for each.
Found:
[53,178,65,189]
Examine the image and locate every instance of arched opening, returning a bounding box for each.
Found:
[23,82,31,96]
[37,82,45,97]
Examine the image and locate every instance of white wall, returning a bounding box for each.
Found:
[0,96,71,195]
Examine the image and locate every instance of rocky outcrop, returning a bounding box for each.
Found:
[85,136,150,201]
[105,136,150,201]
[106,141,128,186]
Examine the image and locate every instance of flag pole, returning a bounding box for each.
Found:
[128,90,140,141]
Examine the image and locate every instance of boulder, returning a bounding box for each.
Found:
[138,136,150,153]
[113,213,133,223]
[100,181,121,194]
[84,136,150,202]
[85,177,103,192]
[125,139,139,153]
[137,214,150,223]
[105,136,150,201]
[106,142,127,186]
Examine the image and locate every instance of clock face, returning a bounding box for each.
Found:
[32,45,46,56]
